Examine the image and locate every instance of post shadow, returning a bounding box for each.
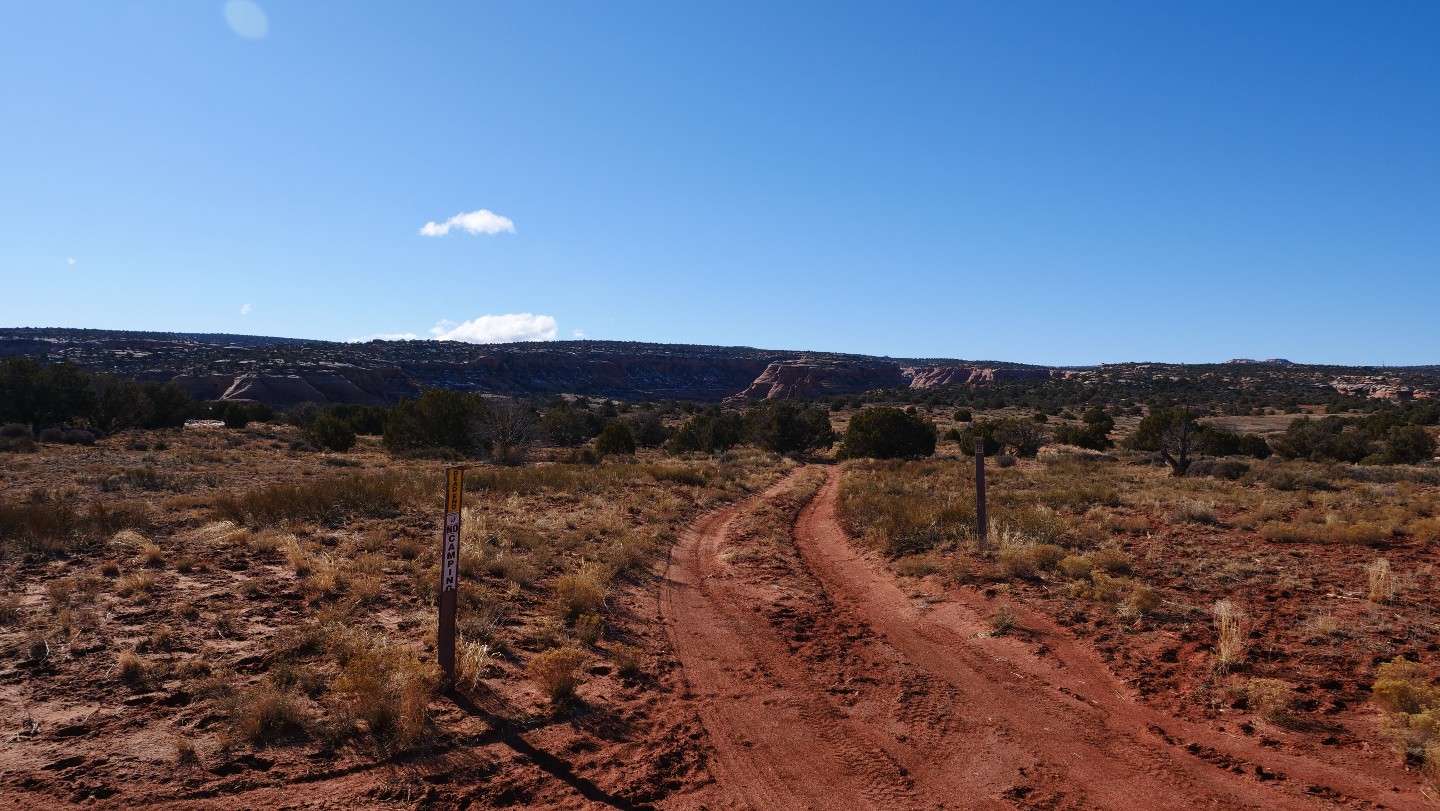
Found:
[447,689,653,811]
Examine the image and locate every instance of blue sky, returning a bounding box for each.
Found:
[2,2,1436,365]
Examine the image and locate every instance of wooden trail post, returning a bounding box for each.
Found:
[974,440,987,550]
[438,466,464,683]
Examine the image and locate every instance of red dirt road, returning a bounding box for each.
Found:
[660,467,1426,810]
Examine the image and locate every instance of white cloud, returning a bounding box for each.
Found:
[240,303,252,316]
[571,329,586,339]
[349,332,419,342]
[430,313,558,343]
[66,257,76,265]
[420,209,516,237]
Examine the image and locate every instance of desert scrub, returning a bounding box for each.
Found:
[995,543,1065,580]
[327,634,439,749]
[1259,520,1394,546]
[574,613,604,645]
[228,681,315,745]
[893,553,944,578]
[1118,583,1162,619]
[1170,501,1220,526]
[610,643,645,679]
[214,471,428,526]
[528,646,586,703]
[1057,554,1093,580]
[551,563,612,623]
[0,499,152,556]
[838,460,978,556]
[1372,657,1440,775]
[116,650,147,685]
[1245,678,1296,726]
[0,593,20,625]
[989,604,1018,635]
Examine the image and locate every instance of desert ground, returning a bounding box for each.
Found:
[2,415,1439,809]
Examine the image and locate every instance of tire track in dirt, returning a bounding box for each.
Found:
[660,471,922,811]
[663,465,1426,810]
[792,466,1426,810]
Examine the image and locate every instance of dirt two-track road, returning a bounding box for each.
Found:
[660,466,1429,811]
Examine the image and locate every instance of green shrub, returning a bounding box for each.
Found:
[594,422,637,456]
[1373,425,1436,465]
[1270,416,1372,463]
[956,420,1002,456]
[383,389,483,454]
[304,414,356,452]
[666,406,745,454]
[221,403,250,429]
[836,407,936,460]
[744,400,835,455]
[1053,422,1112,450]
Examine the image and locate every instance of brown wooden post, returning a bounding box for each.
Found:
[974,439,987,550]
[438,466,464,683]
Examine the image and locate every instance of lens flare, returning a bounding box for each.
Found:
[223,0,269,40]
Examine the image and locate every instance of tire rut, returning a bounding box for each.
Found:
[662,465,1422,810]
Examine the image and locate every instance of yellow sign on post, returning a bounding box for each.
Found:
[439,466,464,682]
[446,467,463,514]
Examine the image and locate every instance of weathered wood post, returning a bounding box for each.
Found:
[439,466,464,683]
[974,439,987,550]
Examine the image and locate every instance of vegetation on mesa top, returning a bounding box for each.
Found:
[2,351,1435,472]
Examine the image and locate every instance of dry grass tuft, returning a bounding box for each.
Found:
[1368,558,1396,604]
[1211,600,1246,673]
[173,736,198,765]
[1171,501,1220,526]
[1120,583,1162,619]
[454,637,497,693]
[116,650,147,684]
[116,571,157,600]
[229,682,314,745]
[989,604,1018,635]
[528,646,586,703]
[610,643,645,679]
[138,541,165,568]
[214,471,424,527]
[328,637,439,749]
[575,613,604,645]
[0,594,20,626]
[1090,548,1133,575]
[1057,555,1093,580]
[893,553,944,578]
[552,564,611,623]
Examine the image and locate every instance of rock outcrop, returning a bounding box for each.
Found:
[903,367,1057,387]
[1331,377,1432,401]
[733,361,906,400]
[733,362,1065,399]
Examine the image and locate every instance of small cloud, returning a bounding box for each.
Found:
[224,0,269,40]
[240,303,252,316]
[420,209,515,237]
[66,257,76,265]
[349,332,419,343]
[571,329,586,339]
[430,313,558,343]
